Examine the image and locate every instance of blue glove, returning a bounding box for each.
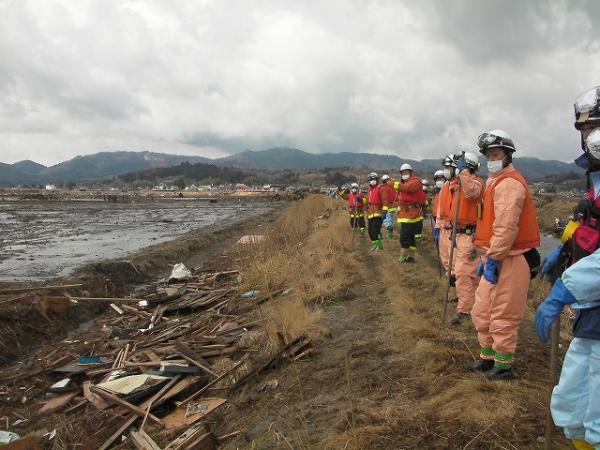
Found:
[433,228,440,247]
[535,279,576,342]
[476,261,484,277]
[541,244,564,276]
[483,257,499,284]
[457,159,466,170]
[381,211,387,221]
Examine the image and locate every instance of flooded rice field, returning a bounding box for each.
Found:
[0,197,275,281]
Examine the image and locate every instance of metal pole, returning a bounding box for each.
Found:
[441,175,462,327]
[544,318,560,450]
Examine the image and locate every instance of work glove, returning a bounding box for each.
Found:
[540,244,564,277]
[433,228,440,247]
[534,279,576,342]
[457,158,467,171]
[476,261,484,277]
[483,257,499,284]
[381,211,387,221]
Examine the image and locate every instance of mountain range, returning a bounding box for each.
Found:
[0,147,583,185]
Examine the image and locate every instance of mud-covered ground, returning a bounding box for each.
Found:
[0,197,276,282]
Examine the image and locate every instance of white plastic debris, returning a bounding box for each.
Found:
[169,263,192,282]
[0,430,20,444]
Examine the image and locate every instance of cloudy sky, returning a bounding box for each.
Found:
[1,0,599,166]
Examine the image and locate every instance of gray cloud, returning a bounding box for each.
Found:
[0,0,598,166]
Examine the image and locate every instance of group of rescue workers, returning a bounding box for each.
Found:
[338,86,600,450]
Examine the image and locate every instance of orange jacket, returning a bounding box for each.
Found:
[474,165,540,257]
[381,181,397,210]
[437,179,456,224]
[367,184,383,216]
[396,176,424,220]
[449,170,484,227]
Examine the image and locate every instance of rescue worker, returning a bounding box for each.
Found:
[448,152,484,326]
[436,156,459,275]
[366,172,384,251]
[431,169,446,227]
[467,130,540,380]
[396,163,425,263]
[535,86,600,450]
[381,174,398,239]
[345,182,366,235]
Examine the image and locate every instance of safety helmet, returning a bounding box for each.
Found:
[367,172,378,181]
[433,169,445,180]
[463,152,480,171]
[574,86,600,130]
[400,163,413,172]
[442,155,458,168]
[477,129,516,154]
[381,174,390,182]
[350,182,359,189]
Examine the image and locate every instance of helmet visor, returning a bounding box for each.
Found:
[585,128,600,160]
[477,133,498,149]
[574,87,600,116]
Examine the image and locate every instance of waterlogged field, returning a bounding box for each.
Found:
[0,197,275,281]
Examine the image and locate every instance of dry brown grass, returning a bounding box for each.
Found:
[535,195,578,233]
[237,195,362,341]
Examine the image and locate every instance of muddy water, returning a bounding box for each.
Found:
[0,198,275,281]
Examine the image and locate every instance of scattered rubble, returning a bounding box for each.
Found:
[0,265,311,449]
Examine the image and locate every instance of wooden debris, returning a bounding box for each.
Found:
[39,391,79,415]
[162,398,227,430]
[130,430,162,450]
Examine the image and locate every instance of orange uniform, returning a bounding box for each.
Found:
[449,170,484,315]
[471,164,540,365]
[396,175,425,222]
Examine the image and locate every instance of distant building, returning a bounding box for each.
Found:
[45,184,57,190]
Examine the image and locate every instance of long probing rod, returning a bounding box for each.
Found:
[543,318,560,450]
[441,174,462,327]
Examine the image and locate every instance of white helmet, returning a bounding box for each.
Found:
[367,172,378,181]
[350,182,359,189]
[477,129,515,154]
[400,163,413,172]
[381,174,390,182]
[433,169,445,180]
[463,152,480,171]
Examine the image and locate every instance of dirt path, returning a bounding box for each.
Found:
[221,214,571,449]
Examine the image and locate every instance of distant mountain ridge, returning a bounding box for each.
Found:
[0,147,583,185]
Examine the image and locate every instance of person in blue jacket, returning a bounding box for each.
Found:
[536,86,600,450]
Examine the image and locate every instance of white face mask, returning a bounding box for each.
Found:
[369,179,377,186]
[487,160,504,173]
[443,168,453,179]
[435,180,444,189]
[351,188,358,194]
[401,174,410,181]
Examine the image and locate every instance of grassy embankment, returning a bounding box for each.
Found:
[221,194,571,449]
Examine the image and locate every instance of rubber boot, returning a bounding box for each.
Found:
[572,439,595,450]
[485,364,514,380]
[360,227,365,235]
[465,359,494,372]
[377,239,383,250]
[371,241,378,251]
[386,228,393,239]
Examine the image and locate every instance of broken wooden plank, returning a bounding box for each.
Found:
[162,398,227,430]
[39,391,79,415]
[130,430,162,450]
[174,342,217,378]
[89,386,163,425]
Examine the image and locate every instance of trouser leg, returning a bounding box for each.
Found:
[471,274,495,357]
[439,227,451,272]
[454,233,480,315]
[489,254,530,366]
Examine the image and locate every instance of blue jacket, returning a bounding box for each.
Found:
[563,248,600,339]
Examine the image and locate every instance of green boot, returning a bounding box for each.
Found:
[386,228,393,239]
[359,227,366,235]
[371,241,378,251]
[377,239,384,250]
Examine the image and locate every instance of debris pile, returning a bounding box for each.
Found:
[0,265,310,449]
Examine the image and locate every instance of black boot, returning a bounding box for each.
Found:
[485,365,514,380]
[450,312,469,326]
[465,359,494,372]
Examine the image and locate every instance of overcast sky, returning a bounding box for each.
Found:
[1,0,599,166]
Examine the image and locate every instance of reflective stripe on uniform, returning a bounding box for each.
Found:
[397,216,423,224]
